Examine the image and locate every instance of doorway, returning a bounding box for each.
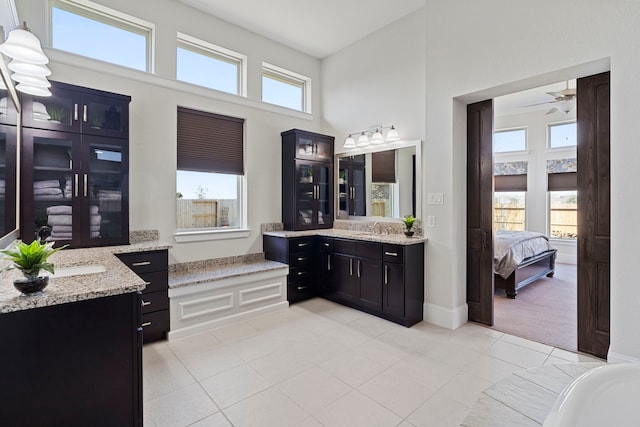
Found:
[466,72,610,359]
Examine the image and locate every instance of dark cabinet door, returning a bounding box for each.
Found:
[334,253,357,303]
[294,133,333,161]
[0,124,17,236]
[81,92,129,138]
[338,161,366,216]
[383,262,405,319]
[357,257,382,311]
[294,160,332,230]
[318,238,334,296]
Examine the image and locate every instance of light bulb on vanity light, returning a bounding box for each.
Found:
[343,134,356,148]
[385,125,400,142]
[371,128,384,144]
[357,131,370,147]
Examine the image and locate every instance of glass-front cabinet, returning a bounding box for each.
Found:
[338,155,366,216]
[281,129,334,231]
[21,81,129,139]
[0,124,17,236]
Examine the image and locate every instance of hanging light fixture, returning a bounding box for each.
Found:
[385,125,400,142]
[343,134,356,148]
[357,131,370,147]
[0,22,51,97]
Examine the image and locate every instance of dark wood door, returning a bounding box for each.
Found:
[357,258,382,311]
[334,253,357,302]
[466,99,495,325]
[577,71,610,358]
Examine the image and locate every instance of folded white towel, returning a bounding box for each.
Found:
[47,215,73,226]
[90,215,102,226]
[47,205,72,215]
[34,180,61,189]
[35,194,64,200]
[34,188,62,196]
[51,225,72,232]
[89,206,99,214]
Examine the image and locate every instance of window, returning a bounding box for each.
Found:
[176,107,245,232]
[176,33,246,96]
[494,192,526,231]
[548,171,577,239]
[262,62,311,112]
[494,128,527,153]
[50,0,154,72]
[549,122,577,148]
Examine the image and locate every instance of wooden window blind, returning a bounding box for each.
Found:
[494,174,527,192]
[548,172,577,191]
[371,150,396,183]
[177,106,244,175]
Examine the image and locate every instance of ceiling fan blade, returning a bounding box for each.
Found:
[522,100,557,107]
[546,107,559,115]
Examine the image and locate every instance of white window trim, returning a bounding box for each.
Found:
[262,61,311,113]
[48,0,155,72]
[177,32,247,97]
[547,119,577,150]
[493,126,528,154]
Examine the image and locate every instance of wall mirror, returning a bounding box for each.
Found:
[335,139,422,221]
[0,56,20,248]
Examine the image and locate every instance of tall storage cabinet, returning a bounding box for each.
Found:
[20,81,130,247]
[281,129,334,230]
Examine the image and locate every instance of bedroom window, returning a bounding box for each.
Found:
[494,192,526,231]
[549,191,577,239]
[50,0,154,72]
[494,128,527,153]
[549,122,577,148]
[176,33,246,96]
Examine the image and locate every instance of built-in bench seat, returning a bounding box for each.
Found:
[167,254,289,340]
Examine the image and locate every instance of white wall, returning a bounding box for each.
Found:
[16,0,323,264]
[423,0,640,361]
[494,109,577,264]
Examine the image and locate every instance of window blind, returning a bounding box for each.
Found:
[177,106,244,175]
[371,150,396,183]
[548,172,577,191]
[494,174,527,192]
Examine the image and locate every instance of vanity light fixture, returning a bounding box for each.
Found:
[343,124,400,148]
[0,22,51,97]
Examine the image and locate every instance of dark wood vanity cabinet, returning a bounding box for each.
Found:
[20,81,130,247]
[263,233,424,326]
[281,129,334,230]
[0,292,143,426]
[117,249,170,343]
[338,155,366,216]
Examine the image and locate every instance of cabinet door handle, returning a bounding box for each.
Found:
[352,187,356,200]
[141,321,152,327]
[349,258,353,276]
[132,261,151,267]
[74,174,79,197]
[83,174,88,197]
[83,104,88,122]
[74,103,78,121]
[384,251,398,257]
[357,260,361,278]
[327,254,331,271]
[142,300,152,307]
[384,265,388,285]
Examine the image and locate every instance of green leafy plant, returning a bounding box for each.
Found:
[47,105,66,122]
[0,239,68,281]
[403,215,416,232]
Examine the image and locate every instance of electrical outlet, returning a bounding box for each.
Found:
[427,192,444,205]
[427,215,436,227]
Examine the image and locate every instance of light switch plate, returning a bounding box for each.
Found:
[427,192,444,205]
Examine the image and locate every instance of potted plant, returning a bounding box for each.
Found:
[403,215,416,237]
[0,239,68,295]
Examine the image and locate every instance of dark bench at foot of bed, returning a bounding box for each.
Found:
[495,249,557,299]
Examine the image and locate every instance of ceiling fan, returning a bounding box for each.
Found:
[524,81,577,115]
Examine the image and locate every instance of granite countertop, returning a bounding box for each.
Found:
[169,259,288,290]
[0,241,172,314]
[263,228,428,245]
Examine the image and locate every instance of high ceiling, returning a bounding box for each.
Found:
[494,80,577,118]
[178,0,426,58]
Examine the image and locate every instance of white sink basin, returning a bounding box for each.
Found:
[49,264,106,278]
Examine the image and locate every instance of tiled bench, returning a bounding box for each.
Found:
[167,254,289,340]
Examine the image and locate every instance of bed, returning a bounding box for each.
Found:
[494,230,557,299]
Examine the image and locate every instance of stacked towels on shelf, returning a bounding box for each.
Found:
[34,180,63,200]
[46,205,101,240]
[63,176,73,199]
[96,189,121,200]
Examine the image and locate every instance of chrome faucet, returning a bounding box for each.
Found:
[371,221,382,234]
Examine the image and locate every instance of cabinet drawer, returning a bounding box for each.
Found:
[289,237,315,253]
[117,250,168,274]
[142,310,169,343]
[141,290,169,314]
[288,280,315,303]
[289,266,314,281]
[382,245,404,263]
[139,270,168,293]
[357,241,381,260]
[318,237,334,251]
[334,238,357,255]
[289,252,313,268]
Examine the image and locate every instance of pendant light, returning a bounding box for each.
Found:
[0,22,48,65]
[385,125,400,142]
[343,134,356,148]
[371,128,384,144]
[8,59,51,77]
[357,131,370,147]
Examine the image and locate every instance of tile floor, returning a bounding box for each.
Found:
[143,298,602,427]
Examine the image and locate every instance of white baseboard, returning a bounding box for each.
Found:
[168,301,289,340]
[556,254,577,265]
[607,350,640,364]
[424,302,468,330]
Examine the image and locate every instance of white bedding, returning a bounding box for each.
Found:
[494,230,556,279]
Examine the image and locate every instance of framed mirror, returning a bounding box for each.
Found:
[336,139,422,221]
[0,53,20,248]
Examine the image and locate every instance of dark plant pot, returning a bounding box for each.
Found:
[404,230,414,237]
[14,276,49,295]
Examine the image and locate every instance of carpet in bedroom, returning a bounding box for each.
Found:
[492,263,577,352]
